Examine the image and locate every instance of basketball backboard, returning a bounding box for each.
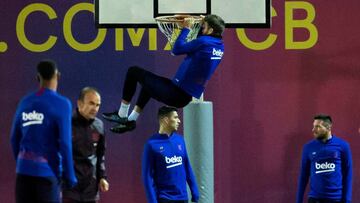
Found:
[95,0,271,28]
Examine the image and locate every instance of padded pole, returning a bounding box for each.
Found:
[184,101,214,203]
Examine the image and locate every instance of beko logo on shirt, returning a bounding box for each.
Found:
[22,111,44,127]
[211,48,223,60]
[165,155,183,169]
[315,162,335,174]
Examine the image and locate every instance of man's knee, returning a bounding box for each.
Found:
[126,66,149,83]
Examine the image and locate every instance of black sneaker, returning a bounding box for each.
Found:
[102,111,128,123]
[110,121,136,134]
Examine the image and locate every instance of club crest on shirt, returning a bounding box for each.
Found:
[159,146,164,152]
[178,145,182,151]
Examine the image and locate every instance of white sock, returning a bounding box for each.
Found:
[128,110,140,121]
[118,102,130,118]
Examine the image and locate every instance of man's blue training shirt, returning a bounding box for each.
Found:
[10,88,77,187]
[142,132,199,203]
[296,135,352,203]
[172,28,224,99]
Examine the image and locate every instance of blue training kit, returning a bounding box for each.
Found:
[142,132,200,203]
[10,88,77,187]
[172,28,224,99]
[296,135,352,203]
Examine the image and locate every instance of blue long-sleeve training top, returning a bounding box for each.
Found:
[172,28,224,99]
[296,135,352,203]
[10,88,77,187]
[142,132,199,203]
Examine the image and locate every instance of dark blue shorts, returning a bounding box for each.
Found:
[158,198,188,203]
[16,174,61,203]
[308,197,343,203]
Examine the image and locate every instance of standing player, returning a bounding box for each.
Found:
[10,60,77,203]
[142,106,199,203]
[62,87,109,203]
[103,14,225,133]
[296,114,352,203]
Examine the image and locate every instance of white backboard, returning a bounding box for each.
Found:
[95,0,271,28]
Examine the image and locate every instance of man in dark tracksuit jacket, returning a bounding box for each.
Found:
[63,87,109,203]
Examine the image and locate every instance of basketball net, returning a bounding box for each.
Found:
[155,15,203,49]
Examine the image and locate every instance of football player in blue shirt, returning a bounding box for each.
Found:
[142,106,199,203]
[296,114,352,203]
[10,60,77,203]
[103,15,225,134]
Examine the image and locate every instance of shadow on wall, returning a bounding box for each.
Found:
[228,63,267,202]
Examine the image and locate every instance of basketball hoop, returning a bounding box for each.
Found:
[155,15,203,49]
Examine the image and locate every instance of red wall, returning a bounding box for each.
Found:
[0,0,360,202]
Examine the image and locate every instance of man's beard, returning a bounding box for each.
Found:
[315,133,328,141]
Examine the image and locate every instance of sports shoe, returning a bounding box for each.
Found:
[102,111,128,123]
[110,120,136,134]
